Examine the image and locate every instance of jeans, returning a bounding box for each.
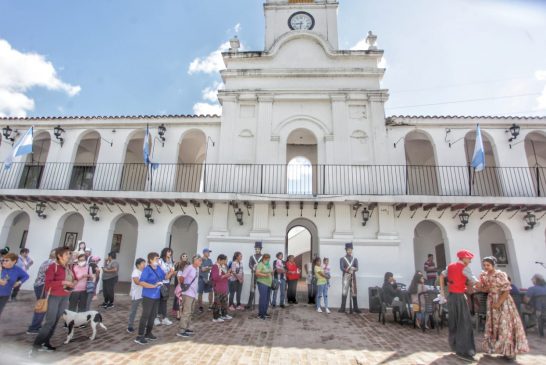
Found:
[137,297,159,337]
[271,278,286,306]
[33,295,69,347]
[128,299,142,329]
[68,291,88,312]
[10,286,20,300]
[316,284,328,309]
[28,285,46,331]
[257,283,270,317]
[0,296,8,319]
[287,280,298,303]
[229,281,243,307]
[157,283,170,318]
[213,292,228,319]
[102,277,118,305]
[179,295,195,331]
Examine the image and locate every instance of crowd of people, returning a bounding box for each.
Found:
[1,243,545,362]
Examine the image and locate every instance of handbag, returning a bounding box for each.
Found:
[271,278,279,291]
[34,288,51,314]
[181,273,198,293]
[151,266,169,299]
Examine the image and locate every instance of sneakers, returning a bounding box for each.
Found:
[236,305,245,310]
[134,337,148,345]
[26,330,39,335]
[454,353,476,363]
[154,318,161,326]
[212,318,224,323]
[176,331,192,338]
[325,308,331,314]
[221,315,233,320]
[161,318,173,326]
[145,333,158,341]
[38,344,56,352]
[185,329,194,334]
[127,327,135,333]
[317,307,323,313]
[228,305,236,311]
[106,303,114,309]
[199,306,204,313]
[280,304,285,308]
[258,316,266,320]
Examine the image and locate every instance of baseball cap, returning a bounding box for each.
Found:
[202,248,212,254]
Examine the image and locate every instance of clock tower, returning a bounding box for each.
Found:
[264,0,339,50]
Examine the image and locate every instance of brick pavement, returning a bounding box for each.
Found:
[1,291,545,365]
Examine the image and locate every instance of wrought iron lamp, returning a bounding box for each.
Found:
[524,211,536,230]
[53,125,65,146]
[158,124,167,145]
[235,208,244,225]
[144,204,154,223]
[89,203,100,221]
[508,123,520,142]
[35,201,47,219]
[361,207,370,226]
[458,210,469,230]
[2,126,14,142]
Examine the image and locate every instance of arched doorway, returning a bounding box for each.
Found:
[4,211,30,249]
[58,212,84,250]
[120,130,148,191]
[479,221,520,285]
[19,131,51,189]
[413,220,449,275]
[168,216,198,258]
[108,214,138,282]
[176,130,207,192]
[286,218,319,299]
[70,131,101,190]
[524,132,546,196]
[405,130,439,195]
[286,129,317,195]
[464,130,501,196]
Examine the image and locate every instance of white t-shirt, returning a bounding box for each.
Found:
[130,268,143,300]
[159,258,174,284]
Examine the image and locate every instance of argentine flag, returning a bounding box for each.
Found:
[143,126,158,170]
[471,124,485,172]
[4,126,33,170]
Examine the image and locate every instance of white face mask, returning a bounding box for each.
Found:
[78,261,86,267]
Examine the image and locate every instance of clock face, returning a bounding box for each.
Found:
[288,11,315,31]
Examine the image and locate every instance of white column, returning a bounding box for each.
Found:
[250,203,270,237]
[210,202,229,236]
[376,204,399,240]
[333,203,353,239]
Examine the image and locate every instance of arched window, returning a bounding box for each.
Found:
[464,130,501,196]
[70,131,101,190]
[404,130,439,195]
[19,132,51,189]
[287,157,313,194]
[525,132,546,196]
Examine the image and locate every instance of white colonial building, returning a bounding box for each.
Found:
[1,0,545,307]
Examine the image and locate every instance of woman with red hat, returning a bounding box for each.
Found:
[439,249,478,362]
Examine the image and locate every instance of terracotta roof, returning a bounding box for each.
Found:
[388,115,546,120]
[0,114,220,121]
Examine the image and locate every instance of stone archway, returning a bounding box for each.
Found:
[176,129,207,192]
[525,131,546,196]
[2,211,30,249]
[167,215,198,259]
[464,130,501,196]
[57,212,85,250]
[413,220,450,275]
[479,221,520,286]
[286,129,317,195]
[107,214,139,282]
[70,131,101,190]
[405,130,439,195]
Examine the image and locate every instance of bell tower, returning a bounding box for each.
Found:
[264,0,339,51]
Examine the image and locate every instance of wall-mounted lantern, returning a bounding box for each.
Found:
[508,123,520,142]
[361,207,370,226]
[235,208,244,225]
[53,125,65,146]
[458,210,469,230]
[35,201,47,219]
[89,203,100,221]
[144,204,154,224]
[524,211,536,231]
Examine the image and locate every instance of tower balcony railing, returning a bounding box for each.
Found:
[0,162,545,198]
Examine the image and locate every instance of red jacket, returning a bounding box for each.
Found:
[286,262,300,281]
[447,262,467,294]
[44,262,72,297]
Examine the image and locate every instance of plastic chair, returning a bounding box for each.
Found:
[377,287,400,325]
[414,291,439,333]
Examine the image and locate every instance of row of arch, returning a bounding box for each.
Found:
[3,211,198,281]
[414,219,521,285]
[18,129,208,191]
[405,129,546,196]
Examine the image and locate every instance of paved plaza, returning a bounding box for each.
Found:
[1,290,545,365]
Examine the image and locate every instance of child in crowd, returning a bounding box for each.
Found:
[127,258,146,333]
[323,258,331,287]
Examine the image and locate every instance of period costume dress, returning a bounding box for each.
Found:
[338,242,360,313]
[479,270,529,358]
[245,242,263,309]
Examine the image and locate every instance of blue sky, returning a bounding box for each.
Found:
[0,0,545,118]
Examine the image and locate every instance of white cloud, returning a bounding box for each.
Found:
[188,41,230,75]
[536,70,546,110]
[234,23,242,33]
[193,102,222,116]
[0,39,81,117]
[202,82,223,103]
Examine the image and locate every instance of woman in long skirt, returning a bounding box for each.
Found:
[477,256,529,361]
